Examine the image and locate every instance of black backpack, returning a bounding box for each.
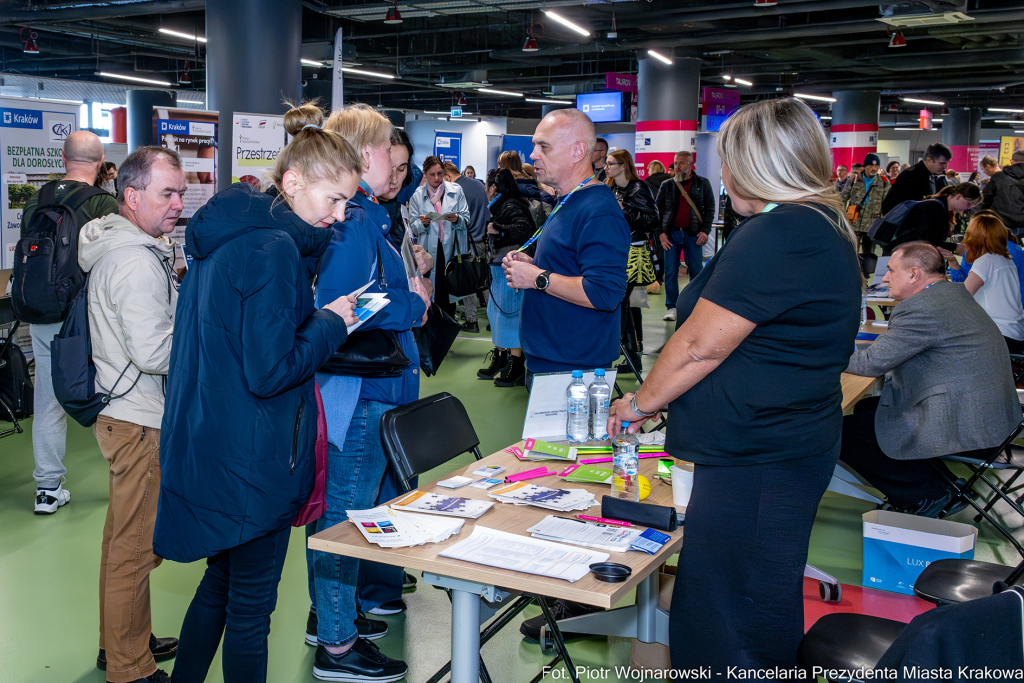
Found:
[867,199,927,248]
[11,181,110,324]
[0,342,33,421]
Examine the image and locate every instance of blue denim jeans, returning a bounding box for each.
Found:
[307,399,395,646]
[171,525,291,683]
[664,230,705,310]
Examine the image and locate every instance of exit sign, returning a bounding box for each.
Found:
[450,108,463,118]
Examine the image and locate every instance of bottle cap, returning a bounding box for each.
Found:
[622,422,631,429]
[572,370,583,378]
[594,368,605,376]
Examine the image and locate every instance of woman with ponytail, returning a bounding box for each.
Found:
[156,102,361,683]
[608,98,862,674]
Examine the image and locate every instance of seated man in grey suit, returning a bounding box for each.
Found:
[842,241,1019,517]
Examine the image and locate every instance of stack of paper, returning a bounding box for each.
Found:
[438,526,609,582]
[527,515,642,552]
[489,482,598,512]
[560,465,614,484]
[348,506,464,548]
[391,490,494,519]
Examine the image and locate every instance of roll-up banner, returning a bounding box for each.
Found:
[434,131,462,169]
[0,96,80,269]
[333,27,345,113]
[232,113,288,189]
[500,135,534,165]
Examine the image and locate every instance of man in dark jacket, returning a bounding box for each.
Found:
[981,155,1024,235]
[445,161,490,332]
[655,150,715,321]
[881,143,951,214]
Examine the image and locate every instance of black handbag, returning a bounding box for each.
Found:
[413,302,461,377]
[444,229,492,297]
[318,244,411,379]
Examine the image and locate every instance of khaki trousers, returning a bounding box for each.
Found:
[95,415,162,683]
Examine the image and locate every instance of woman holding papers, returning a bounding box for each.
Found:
[306,103,429,683]
[608,99,862,675]
[408,155,470,316]
[156,103,360,683]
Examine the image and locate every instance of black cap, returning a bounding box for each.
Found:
[863,153,881,167]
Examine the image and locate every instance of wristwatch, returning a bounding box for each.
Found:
[535,270,553,293]
[630,394,657,418]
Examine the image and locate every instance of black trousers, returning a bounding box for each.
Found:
[669,444,838,673]
[839,397,974,509]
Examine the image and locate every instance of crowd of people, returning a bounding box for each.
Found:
[13,95,1024,683]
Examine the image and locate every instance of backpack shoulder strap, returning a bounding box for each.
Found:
[61,185,111,213]
[37,181,57,207]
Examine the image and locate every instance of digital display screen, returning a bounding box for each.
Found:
[577,92,624,123]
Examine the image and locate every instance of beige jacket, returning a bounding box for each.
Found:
[78,214,177,430]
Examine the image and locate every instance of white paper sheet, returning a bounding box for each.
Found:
[522,369,618,441]
[438,526,609,582]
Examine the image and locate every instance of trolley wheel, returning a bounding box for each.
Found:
[818,580,842,603]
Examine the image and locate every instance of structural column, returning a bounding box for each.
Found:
[635,53,700,180]
[206,0,302,190]
[126,89,176,152]
[942,108,982,174]
[829,90,880,174]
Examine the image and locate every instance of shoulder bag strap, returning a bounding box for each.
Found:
[673,177,702,226]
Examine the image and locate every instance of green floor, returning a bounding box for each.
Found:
[2,285,1021,683]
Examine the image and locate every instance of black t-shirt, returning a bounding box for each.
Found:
[667,203,862,465]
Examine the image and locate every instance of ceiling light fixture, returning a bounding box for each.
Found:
[888,29,906,48]
[1016,131,1024,134]
[894,127,920,131]
[341,67,395,79]
[648,50,673,66]
[98,72,170,86]
[523,36,538,51]
[794,93,837,103]
[994,120,1024,124]
[543,11,590,37]
[21,27,39,53]
[178,61,191,85]
[888,103,899,111]
[384,1,403,24]
[177,98,204,105]
[932,118,943,123]
[820,116,832,120]
[525,97,569,105]
[159,28,207,43]
[477,87,523,97]
[902,97,944,106]
[722,74,732,81]
[990,108,1024,114]
[733,77,752,86]
[301,59,324,67]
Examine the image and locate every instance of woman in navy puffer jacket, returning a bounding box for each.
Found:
[156,104,361,683]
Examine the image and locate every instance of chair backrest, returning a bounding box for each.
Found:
[380,392,482,491]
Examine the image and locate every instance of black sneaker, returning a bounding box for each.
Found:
[494,353,526,388]
[306,611,388,646]
[98,634,177,670]
[127,670,171,683]
[312,639,408,682]
[477,348,507,380]
[519,600,605,643]
[403,572,417,590]
[461,321,479,333]
[367,599,406,616]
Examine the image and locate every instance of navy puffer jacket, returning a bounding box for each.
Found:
[155,183,348,563]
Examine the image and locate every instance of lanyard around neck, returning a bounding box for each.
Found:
[515,174,595,253]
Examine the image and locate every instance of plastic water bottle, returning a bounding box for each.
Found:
[565,370,590,443]
[611,425,640,501]
[589,369,611,441]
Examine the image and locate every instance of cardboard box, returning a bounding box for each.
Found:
[862,510,978,595]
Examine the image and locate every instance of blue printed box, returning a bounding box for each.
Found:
[862,510,978,596]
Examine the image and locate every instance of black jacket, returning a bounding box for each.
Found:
[490,169,537,263]
[882,160,948,214]
[611,179,659,242]
[891,196,950,248]
[645,172,671,197]
[655,172,715,236]
[983,167,1024,230]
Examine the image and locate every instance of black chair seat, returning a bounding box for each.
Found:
[912,558,1015,606]
[798,613,906,681]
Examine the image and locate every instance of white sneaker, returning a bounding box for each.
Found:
[34,479,70,514]
[662,309,677,322]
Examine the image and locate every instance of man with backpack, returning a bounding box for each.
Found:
[981,155,1024,235]
[79,146,184,683]
[16,131,117,514]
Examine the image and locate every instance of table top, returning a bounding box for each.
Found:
[866,296,897,307]
[309,447,686,609]
[858,321,889,336]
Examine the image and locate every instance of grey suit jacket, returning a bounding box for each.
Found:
[847,281,1018,460]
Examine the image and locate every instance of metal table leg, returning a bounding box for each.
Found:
[451,587,481,683]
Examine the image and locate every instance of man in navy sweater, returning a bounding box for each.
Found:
[503,109,630,380]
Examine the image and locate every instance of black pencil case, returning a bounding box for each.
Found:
[600,495,680,532]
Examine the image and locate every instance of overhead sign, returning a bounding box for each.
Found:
[919,109,933,130]
[0,97,79,269]
[231,112,288,189]
[605,72,636,93]
[701,87,740,116]
[434,131,462,169]
[450,108,463,118]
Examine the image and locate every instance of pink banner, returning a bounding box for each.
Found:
[948,145,981,173]
[605,72,636,93]
[701,87,740,116]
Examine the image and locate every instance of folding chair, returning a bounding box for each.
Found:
[380,392,583,683]
[928,418,1024,558]
[0,297,24,438]
[913,557,1024,606]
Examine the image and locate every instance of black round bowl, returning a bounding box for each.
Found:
[589,562,632,583]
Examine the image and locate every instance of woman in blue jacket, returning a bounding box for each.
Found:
[155,103,361,683]
[305,104,429,683]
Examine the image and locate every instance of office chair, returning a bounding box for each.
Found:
[913,557,1024,606]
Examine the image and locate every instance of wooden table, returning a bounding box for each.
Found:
[310,448,684,683]
[866,295,897,307]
